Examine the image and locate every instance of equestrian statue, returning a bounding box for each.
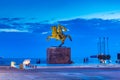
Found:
[47,24,72,47]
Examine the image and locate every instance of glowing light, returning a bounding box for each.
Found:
[23,59,30,65]
[11,61,16,67]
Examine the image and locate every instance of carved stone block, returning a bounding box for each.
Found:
[47,47,71,64]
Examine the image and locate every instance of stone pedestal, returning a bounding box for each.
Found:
[47,47,71,64]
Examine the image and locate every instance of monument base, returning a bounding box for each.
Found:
[47,47,72,64]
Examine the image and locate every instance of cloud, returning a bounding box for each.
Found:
[0,18,24,22]
[58,18,120,35]
[80,11,120,19]
[0,29,29,32]
[41,31,48,34]
[67,29,70,31]
[0,23,12,28]
[0,18,49,33]
[0,17,120,34]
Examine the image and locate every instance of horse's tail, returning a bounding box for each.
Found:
[46,36,51,41]
[67,35,72,41]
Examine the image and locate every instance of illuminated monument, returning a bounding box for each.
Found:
[47,24,72,64]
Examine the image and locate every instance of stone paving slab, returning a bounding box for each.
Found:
[0,66,120,80]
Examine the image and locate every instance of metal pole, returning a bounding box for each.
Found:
[99,37,101,54]
[107,37,109,54]
[103,37,106,54]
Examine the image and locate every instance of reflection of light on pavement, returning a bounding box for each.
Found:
[24,75,38,79]
[58,72,85,76]
[57,72,105,79]
[81,76,105,80]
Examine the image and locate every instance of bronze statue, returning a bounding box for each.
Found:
[47,24,72,47]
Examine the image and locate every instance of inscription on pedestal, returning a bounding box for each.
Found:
[47,47,71,64]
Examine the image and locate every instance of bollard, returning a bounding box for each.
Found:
[19,64,24,69]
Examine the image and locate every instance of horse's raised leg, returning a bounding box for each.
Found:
[59,40,64,47]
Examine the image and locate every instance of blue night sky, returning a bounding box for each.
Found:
[0,0,120,60]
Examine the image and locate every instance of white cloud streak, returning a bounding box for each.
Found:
[41,31,48,34]
[79,11,120,19]
[0,29,29,32]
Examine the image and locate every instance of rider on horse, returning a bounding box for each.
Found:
[47,24,72,47]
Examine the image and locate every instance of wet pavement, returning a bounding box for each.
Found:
[0,66,120,80]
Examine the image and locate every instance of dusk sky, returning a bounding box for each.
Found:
[0,0,120,60]
[0,0,120,20]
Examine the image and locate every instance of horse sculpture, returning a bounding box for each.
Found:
[47,24,72,47]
